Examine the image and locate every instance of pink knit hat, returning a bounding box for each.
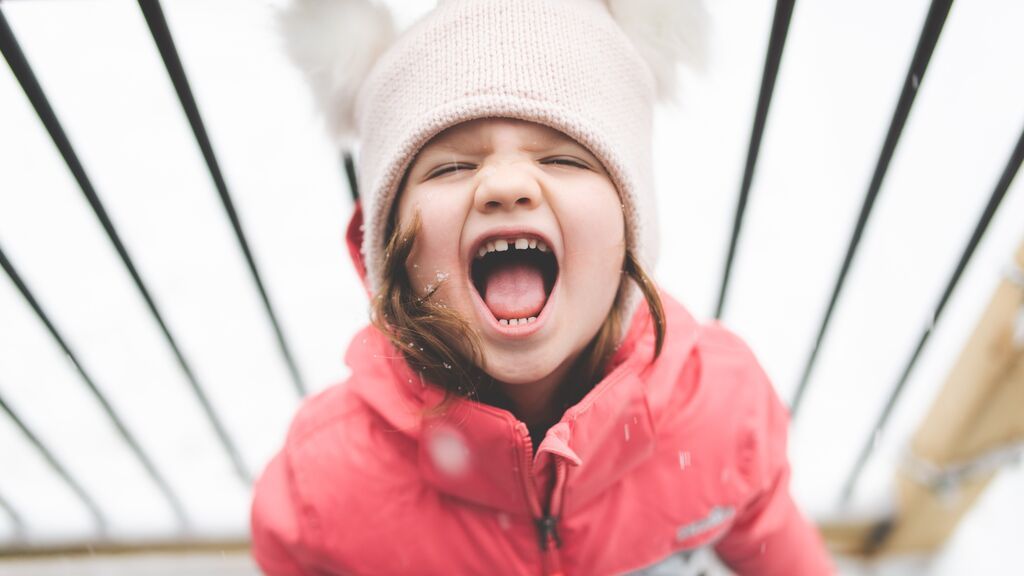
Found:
[280,0,707,293]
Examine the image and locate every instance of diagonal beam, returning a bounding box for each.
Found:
[137,0,306,398]
[790,0,956,417]
[0,7,250,485]
[1,389,101,535]
[343,151,359,203]
[715,0,796,321]
[0,454,29,539]
[0,245,181,531]
[821,239,1024,556]
[839,123,1024,506]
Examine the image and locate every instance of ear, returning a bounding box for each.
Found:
[278,0,399,145]
[605,0,710,102]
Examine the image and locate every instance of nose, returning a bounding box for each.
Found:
[474,163,541,213]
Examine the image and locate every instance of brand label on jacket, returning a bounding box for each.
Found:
[675,505,735,542]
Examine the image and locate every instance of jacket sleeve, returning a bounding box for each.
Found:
[713,350,835,575]
[250,452,311,576]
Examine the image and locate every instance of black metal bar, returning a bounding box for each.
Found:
[0,474,28,539]
[137,0,307,398]
[789,0,955,417]
[839,124,1024,506]
[0,9,251,485]
[344,151,359,202]
[0,246,177,531]
[714,0,796,320]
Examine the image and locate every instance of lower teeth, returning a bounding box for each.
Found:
[499,317,537,326]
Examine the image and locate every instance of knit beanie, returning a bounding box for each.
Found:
[280,0,707,294]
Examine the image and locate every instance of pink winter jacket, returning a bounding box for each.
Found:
[250,212,834,576]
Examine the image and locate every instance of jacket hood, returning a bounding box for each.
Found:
[345,204,372,297]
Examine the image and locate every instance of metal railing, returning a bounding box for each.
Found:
[1,0,1020,550]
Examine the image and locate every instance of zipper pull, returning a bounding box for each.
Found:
[536,515,565,576]
[536,515,562,550]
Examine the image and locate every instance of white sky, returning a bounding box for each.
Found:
[0,0,1022,572]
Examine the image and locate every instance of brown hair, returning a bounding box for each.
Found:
[371,212,665,411]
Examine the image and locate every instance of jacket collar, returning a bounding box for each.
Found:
[346,293,700,516]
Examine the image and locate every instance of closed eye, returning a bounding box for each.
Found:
[542,157,590,169]
[427,163,475,179]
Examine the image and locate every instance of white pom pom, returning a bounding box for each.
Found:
[606,0,710,102]
[278,0,398,145]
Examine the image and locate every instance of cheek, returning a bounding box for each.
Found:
[397,189,468,295]
[559,185,626,269]
[555,184,625,322]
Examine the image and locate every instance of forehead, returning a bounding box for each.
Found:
[420,117,584,153]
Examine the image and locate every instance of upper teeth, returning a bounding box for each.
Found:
[477,237,548,258]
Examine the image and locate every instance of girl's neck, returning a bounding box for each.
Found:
[489,355,590,449]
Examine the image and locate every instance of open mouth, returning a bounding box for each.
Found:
[470,235,558,326]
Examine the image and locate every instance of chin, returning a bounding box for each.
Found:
[481,349,562,386]
[480,336,586,387]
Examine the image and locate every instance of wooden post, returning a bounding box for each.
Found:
[821,240,1024,556]
[882,241,1024,554]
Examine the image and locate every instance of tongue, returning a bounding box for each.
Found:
[483,261,547,320]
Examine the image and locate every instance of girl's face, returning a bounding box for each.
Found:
[396,118,625,387]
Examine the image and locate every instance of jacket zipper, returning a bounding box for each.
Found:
[517,423,569,576]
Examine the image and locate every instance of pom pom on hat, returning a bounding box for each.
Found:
[607,0,709,101]
[278,0,397,145]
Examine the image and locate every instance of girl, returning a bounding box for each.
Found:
[252,0,834,574]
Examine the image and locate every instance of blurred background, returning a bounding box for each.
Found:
[1,0,1022,574]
